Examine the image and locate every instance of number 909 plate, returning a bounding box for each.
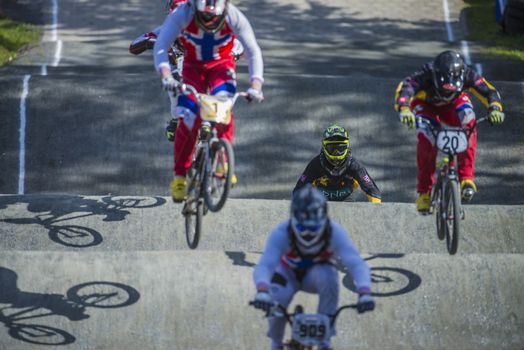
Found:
[291,314,331,346]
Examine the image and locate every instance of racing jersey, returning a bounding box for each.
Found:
[253,220,371,292]
[154,2,263,83]
[293,154,381,202]
[395,62,503,110]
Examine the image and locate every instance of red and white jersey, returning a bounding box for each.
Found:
[154,2,263,83]
[177,18,235,62]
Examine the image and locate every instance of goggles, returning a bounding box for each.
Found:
[323,141,349,157]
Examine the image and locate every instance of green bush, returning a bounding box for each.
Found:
[0,16,41,65]
[464,0,524,61]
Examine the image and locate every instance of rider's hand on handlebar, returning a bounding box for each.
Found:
[246,87,264,103]
[253,291,273,313]
[398,106,416,129]
[357,293,375,314]
[162,75,178,92]
[488,105,505,125]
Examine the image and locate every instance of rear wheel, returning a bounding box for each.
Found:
[204,139,234,212]
[444,179,461,255]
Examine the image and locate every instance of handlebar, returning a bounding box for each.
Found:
[416,116,487,138]
[249,300,358,327]
[171,79,249,106]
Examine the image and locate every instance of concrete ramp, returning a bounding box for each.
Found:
[1,195,523,349]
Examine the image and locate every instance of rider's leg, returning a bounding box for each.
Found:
[268,266,298,350]
[301,264,339,349]
[441,93,478,199]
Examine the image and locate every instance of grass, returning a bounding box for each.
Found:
[0,15,41,65]
[463,0,524,61]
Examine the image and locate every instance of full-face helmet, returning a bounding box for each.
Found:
[165,0,188,13]
[290,184,329,256]
[191,0,228,32]
[321,124,350,176]
[432,50,465,102]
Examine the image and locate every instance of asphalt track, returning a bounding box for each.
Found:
[0,0,523,349]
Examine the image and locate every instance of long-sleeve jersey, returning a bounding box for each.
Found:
[395,62,503,111]
[293,154,381,202]
[154,3,263,83]
[253,220,372,292]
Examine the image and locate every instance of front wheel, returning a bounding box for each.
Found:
[433,179,445,241]
[444,179,461,255]
[204,139,234,212]
[184,199,203,249]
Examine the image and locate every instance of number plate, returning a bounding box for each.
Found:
[435,129,468,154]
[291,314,330,346]
[199,94,233,124]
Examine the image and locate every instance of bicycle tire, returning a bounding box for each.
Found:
[204,139,234,212]
[444,179,461,255]
[185,199,203,249]
[434,182,446,241]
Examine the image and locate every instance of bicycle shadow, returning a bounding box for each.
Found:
[0,266,140,345]
[225,251,422,297]
[0,195,166,248]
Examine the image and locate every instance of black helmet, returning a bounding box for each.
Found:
[432,50,465,102]
[290,184,328,256]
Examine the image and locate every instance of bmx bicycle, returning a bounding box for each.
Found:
[169,82,248,249]
[417,116,487,255]
[250,300,359,350]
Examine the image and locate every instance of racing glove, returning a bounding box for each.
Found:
[162,75,178,92]
[252,291,273,314]
[398,106,416,129]
[246,88,264,103]
[357,292,375,314]
[165,118,178,142]
[488,104,505,125]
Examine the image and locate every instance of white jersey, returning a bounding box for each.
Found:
[253,220,372,291]
[154,3,263,83]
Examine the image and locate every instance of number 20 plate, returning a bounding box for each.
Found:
[435,129,468,154]
[291,314,331,346]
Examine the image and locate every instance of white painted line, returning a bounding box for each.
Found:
[51,0,58,42]
[442,0,454,42]
[53,39,62,67]
[41,64,47,76]
[460,40,472,64]
[18,75,31,195]
[475,63,483,76]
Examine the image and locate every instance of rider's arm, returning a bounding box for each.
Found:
[463,66,503,111]
[226,4,264,87]
[129,26,162,55]
[154,4,193,77]
[394,64,433,111]
[329,220,372,293]
[253,221,289,291]
[348,158,381,202]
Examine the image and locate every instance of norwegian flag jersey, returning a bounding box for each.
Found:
[178,19,235,63]
[154,2,263,83]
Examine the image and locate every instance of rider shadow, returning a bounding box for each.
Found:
[0,195,166,248]
[0,266,141,346]
[225,251,422,298]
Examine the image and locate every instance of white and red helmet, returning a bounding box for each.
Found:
[191,0,229,32]
[165,0,188,13]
